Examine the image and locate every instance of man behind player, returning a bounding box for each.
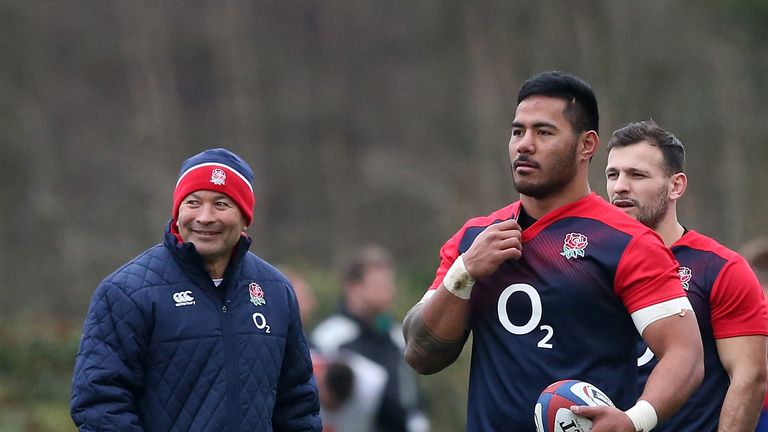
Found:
[605,120,768,431]
[742,237,768,432]
[402,71,704,432]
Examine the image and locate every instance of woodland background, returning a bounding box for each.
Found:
[1,1,767,430]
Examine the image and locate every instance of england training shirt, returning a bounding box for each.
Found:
[637,229,768,432]
[424,193,687,432]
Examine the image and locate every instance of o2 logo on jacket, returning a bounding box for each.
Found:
[252,313,271,333]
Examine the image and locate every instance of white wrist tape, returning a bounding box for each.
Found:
[625,400,658,432]
[442,255,475,299]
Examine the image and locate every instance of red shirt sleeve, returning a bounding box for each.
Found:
[710,258,768,338]
[614,230,688,313]
[428,230,462,291]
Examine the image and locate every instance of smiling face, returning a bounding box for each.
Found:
[509,96,582,199]
[177,190,246,275]
[605,141,673,230]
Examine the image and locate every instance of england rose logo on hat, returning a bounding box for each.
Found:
[172,148,256,227]
[210,168,226,186]
[560,232,588,259]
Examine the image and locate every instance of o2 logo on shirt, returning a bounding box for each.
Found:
[497,283,554,349]
[638,347,655,367]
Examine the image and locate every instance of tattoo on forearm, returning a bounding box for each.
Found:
[403,304,468,374]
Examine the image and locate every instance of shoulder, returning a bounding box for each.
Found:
[671,230,755,285]
[83,245,171,324]
[676,232,768,337]
[237,254,299,312]
[100,244,170,295]
[241,253,290,282]
[573,194,653,237]
[444,201,520,253]
[522,194,654,246]
[675,230,763,295]
[343,350,388,397]
[312,314,360,355]
[460,201,520,231]
[530,195,667,259]
[674,230,744,264]
[574,196,670,258]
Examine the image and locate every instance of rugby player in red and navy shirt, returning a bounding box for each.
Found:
[606,120,768,432]
[403,71,704,432]
[741,237,768,432]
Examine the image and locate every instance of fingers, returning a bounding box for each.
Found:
[463,219,523,277]
[493,218,522,233]
[497,236,522,251]
[486,219,523,244]
[570,406,634,432]
[570,405,600,418]
[485,220,523,254]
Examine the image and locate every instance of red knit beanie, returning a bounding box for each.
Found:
[172,148,255,226]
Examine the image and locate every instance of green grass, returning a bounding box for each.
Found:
[0,316,79,432]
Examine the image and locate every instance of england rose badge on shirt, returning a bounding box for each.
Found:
[249,282,266,306]
[560,232,588,259]
[678,267,692,290]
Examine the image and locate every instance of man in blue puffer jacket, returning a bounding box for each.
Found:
[71,148,321,431]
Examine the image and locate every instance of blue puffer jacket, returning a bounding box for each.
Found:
[71,224,321,431]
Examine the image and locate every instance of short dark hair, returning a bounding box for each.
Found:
[324,361,355,405]
[607,120,686,176]
[342,244,393,285]
[517,71,599,134]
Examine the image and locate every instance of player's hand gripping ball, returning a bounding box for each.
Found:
[534,379,615,432]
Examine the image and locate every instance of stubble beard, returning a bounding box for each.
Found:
[635,186,670,231]
[510,138,579,199]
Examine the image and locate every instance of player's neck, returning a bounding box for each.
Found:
[520,178,591,220]
[654,210,685,247]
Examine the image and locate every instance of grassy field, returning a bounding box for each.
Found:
[0,317,79,432]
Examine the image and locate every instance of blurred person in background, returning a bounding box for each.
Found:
[605,120,768,431]
[70,148,321,431]
[312,245,429,432]
[282,266,318,328]
[402,71,703,432]
[311,348,388,432]
[742,236,768,298]
[741,236,768,432]
[284,266,388,432]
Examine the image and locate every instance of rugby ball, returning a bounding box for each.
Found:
[534,379,615,432]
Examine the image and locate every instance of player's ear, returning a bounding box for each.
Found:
[669,172,687,200]
[578,130,599,162]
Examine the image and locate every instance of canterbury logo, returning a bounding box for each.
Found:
[173,290,196,307]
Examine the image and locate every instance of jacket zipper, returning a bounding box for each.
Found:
[222,299,239,431]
